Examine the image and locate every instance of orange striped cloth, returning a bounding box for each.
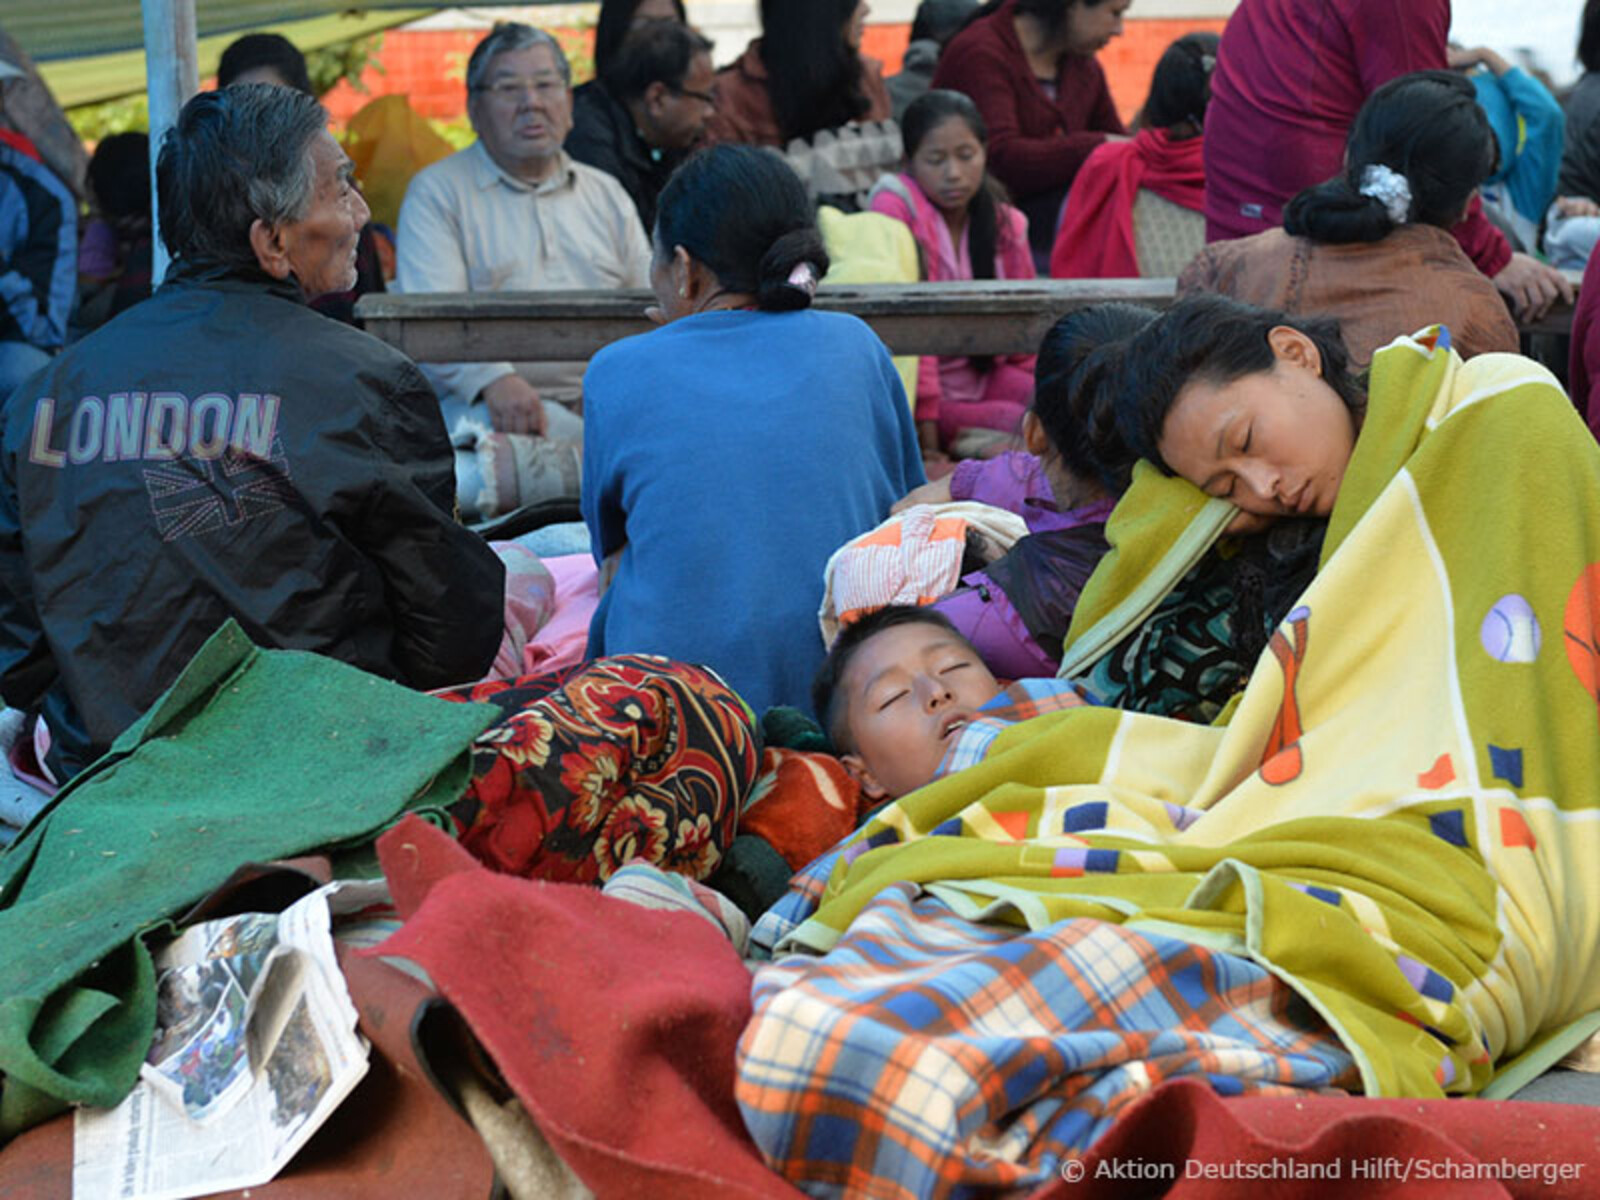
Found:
[817,502,1029,645]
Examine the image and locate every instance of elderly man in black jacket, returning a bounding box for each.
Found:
[0,84,505,781]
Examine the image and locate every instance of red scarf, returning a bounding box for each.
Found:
[1049,127,1206,279]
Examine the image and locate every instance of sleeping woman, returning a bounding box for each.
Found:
[741,295,1600,1192]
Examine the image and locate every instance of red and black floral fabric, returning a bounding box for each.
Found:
[438,656,760,884]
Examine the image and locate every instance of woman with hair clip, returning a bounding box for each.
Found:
[1177,69,1519,367]
[707,0,891,147]
[582,144,923,716]
[869,89,1036,457]
[932,0,1130,267]
[1050,31,1216,279]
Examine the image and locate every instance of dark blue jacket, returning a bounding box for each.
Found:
[0,139,75,354]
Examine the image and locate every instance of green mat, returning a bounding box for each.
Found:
[0,620,497,1141]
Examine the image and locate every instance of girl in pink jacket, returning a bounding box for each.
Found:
[869,90,1036,456]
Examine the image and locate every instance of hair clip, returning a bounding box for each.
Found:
[786,261,819,297]
[1358,163,1412,225]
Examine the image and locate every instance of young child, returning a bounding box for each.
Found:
[893,303,1156,678]
[813,605,1091,803]
[75,133,154,335]
[868,89,1036,457]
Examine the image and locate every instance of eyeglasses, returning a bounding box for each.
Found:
[669,85,717,109]
[475,76,567,102]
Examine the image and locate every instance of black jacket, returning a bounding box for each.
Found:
[566,79,681,233]
[0,262,505,777]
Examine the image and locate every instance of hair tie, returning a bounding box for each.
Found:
[1358,163,1412,226]
[786,261,819,296]
[1200,53,1216,74]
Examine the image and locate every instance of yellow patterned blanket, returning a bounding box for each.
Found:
[764,330,1600,1098]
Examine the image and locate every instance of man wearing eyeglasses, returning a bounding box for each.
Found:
[567,20,716,232]
[395,23,650,520]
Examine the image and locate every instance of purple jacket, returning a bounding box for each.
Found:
[933,453,1114,678]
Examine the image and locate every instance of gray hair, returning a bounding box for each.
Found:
[156,83,327,271]
[466,23,572,92]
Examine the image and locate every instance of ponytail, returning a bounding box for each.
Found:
[655,145,831,311]
[756,227,831,312]
[1283,178,1398,244]
[967,183,999,281]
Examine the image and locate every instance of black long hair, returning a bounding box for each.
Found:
[759,0,872,142]
[1032,302,1158,492]
[654,144,831,312]
[1111,296,1363,475]
[594,0,688,79]
[901,90,1005,279]
[1582,0,1600,74]
[1282,70,1496,245]
[1140,31,1218,133]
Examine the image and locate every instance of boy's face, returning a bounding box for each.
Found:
[838,622,1002,802]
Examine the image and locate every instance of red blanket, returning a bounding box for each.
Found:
[369,817,1600,1199]
[738,746,864,871]
[1049,127,1205,279]
[368,815,804,1199]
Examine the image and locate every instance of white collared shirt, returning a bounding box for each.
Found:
[395,140,652,409]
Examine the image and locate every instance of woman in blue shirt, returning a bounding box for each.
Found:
[583,144,925,715]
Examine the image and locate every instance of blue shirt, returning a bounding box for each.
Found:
[1474,66,1564,224]
[583,308,924,714]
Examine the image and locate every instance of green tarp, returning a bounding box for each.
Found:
[0,620,496,1141]
[10,1,576,66]
[33,9,434,110]
[4,2,574,109]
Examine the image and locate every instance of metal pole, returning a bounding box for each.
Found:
[141,0,198,286]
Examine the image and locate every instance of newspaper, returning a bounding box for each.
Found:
[72,880,383,1200]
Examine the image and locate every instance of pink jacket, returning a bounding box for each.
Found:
[868,173,1036,421]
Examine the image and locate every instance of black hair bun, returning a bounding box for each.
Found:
[756,227,832,311]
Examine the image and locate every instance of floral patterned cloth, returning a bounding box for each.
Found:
[438,655,761,884]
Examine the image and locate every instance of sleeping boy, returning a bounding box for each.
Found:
[812,605,1095,803]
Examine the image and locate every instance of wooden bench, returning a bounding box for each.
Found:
[358,280,1179,363]
[355,276,1577,364]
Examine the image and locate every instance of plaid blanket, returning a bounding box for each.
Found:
[934,678,1093,777]
[737,885,1355,1198]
